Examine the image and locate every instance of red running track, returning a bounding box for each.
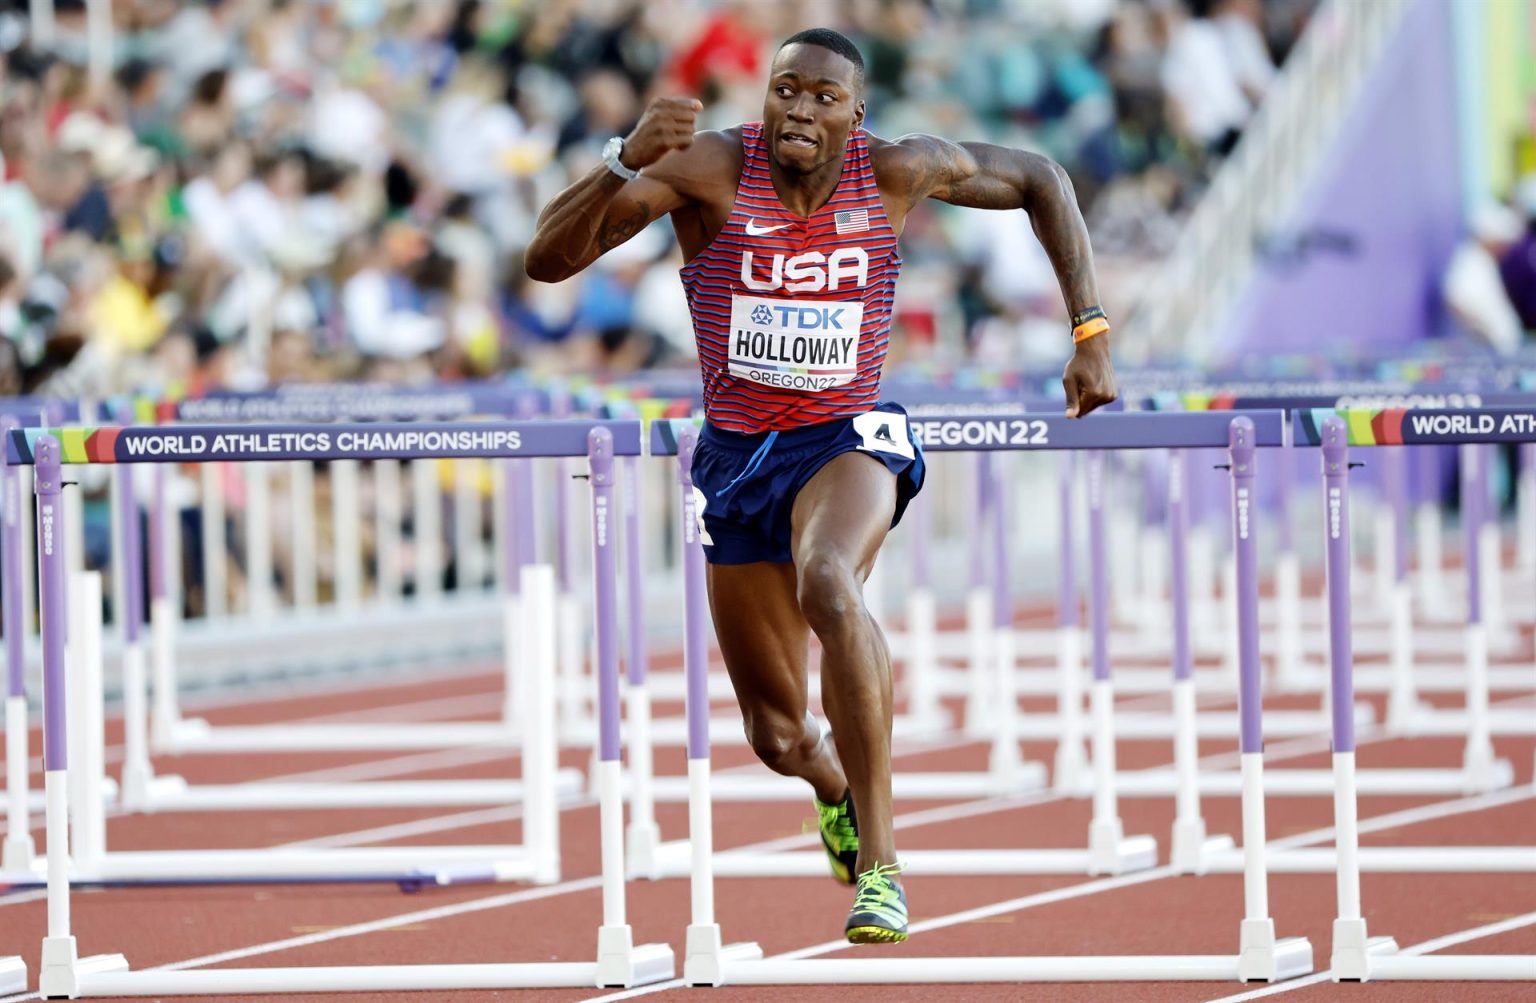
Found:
[1,604,1533,1002]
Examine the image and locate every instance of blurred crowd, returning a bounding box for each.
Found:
[0,0,1324,401]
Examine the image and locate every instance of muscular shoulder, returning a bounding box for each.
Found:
[644,128,745,204]
[867,133,978,208]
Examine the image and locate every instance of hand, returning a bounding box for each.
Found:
[621,97,703,170]
[1062,334,1118,419]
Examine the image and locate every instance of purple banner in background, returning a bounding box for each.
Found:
[1225,0,1462,357]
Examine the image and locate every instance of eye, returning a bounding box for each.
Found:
[818,93,836,104]
[775,85,793,98]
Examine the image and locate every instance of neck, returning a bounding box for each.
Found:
[767,148,847,218]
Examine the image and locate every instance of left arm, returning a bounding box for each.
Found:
[877,135,1117,418]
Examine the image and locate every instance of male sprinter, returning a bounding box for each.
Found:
[527,28,1118,943]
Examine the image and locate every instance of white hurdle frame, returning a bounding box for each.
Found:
[25,421,674,997]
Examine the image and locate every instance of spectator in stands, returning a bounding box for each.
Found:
[1157,0,1252,158]
[1498,175,1536,336]
[1444,202,1525,355]
[0,0,1318,396]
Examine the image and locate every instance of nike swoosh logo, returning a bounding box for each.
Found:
[745,219,792,236]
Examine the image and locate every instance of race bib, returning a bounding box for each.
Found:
[728,294,863,392]
[852,411,915,461]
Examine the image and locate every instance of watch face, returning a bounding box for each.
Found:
[604,137,622,159]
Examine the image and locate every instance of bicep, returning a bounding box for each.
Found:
[933,143,1067,212]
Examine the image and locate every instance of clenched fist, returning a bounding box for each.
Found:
[620,97,703,171]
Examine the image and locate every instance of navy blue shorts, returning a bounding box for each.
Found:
[691,402,926,565]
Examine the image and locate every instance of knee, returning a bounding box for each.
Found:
[742,713,808,771]
[797,555,863,635]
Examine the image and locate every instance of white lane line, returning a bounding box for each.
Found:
[1205,910,1536,1002]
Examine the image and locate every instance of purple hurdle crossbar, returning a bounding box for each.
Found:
[1087,452,1111,684]
[117,465,145,646]
[1321,420,1357,753]
[1168,451,1191,684]
[3,416,22,702]
[3,415,31,867]
[990,456,1011,631]
[37,439,66,773]
[1058,454,1079,630]
[679,429,710,762]
[589,430,622,766]
[971,453,992,592]
[1229,419,1263,758]
[1462,446,1482,627]
[623,458,647,688]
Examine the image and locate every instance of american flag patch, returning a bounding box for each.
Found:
[833,209,869,234]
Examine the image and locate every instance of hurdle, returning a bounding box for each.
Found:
[23,421,674,997]
[4,422,579,892]
[1305,416,1536,982]
[677,412,1312,984]
[1202,411,1536,884]
[645,413,1280,880]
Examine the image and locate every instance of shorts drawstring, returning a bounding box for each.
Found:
[714,430,779,498]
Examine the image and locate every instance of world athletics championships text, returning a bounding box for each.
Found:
[120,428,524,457]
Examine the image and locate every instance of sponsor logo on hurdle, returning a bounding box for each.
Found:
[1237,488,1250,540]
[911,418,1049,448]
[1329,487,1342,540]
[1406,412,1536,436]
[40,503,54,556]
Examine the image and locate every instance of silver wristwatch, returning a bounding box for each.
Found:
[602,137,639,181]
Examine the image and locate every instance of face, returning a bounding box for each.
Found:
[763,43,864,176]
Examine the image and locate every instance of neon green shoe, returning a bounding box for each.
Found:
[815,790,859,885]
[844,861,908,944]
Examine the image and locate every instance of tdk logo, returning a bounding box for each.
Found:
[750,305,847,330]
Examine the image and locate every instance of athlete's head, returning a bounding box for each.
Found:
[765,28,866,176]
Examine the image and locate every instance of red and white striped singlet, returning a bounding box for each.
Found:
[680,122,901,433]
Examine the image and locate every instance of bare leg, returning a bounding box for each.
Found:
[707,560,848,804]
[791,452,899,876]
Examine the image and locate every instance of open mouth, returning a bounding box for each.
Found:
[779,132,817,149]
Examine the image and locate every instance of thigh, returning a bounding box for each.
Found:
[790,451,898,579]
[706,561,811,720]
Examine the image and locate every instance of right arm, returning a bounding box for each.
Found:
[524,97,702,283]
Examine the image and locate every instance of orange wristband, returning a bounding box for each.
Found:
[1072,317,1110,343]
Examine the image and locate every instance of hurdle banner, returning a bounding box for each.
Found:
[23,424,675,997]
[1293,406,1536,445]
[650,410,1289,458]
[5,420,643,465]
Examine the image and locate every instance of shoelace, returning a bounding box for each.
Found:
[817,800,857,848]
[852,861,905,909]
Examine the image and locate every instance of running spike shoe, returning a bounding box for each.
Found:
[815,789,860,885]
[844,861,908,944]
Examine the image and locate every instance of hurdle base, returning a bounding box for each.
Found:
[1,956,26,995]
[1329,918,1399,982]
[626,821,663,881]
[38,938,128,1000]
[1236,921,1313,983]
[1463,742,1507,791]
[1052,740,1090,794]
[1087,821,1157,876]
[3,834,35,871]
[1170,818,1234,876]
[595,925,675,988]
[683,925,763,987]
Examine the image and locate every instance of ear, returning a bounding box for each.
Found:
[853,98,866,130]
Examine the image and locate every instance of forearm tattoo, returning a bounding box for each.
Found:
[597,200,651,252]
